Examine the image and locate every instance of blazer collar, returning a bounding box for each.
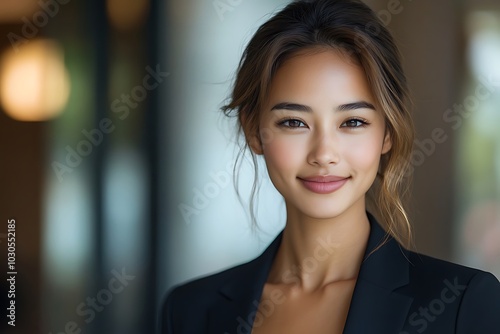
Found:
[207,233,281,333]
[208,213,413,333]
[342,213,413,333]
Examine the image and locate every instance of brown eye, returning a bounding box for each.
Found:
[277,118,306,128]
[341,118,368,128]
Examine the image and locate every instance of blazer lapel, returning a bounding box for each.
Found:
[207,213,414,333]
[343,214,413,333]
[207,233,283,334]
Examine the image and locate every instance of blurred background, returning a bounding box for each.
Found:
[0,0,499,333]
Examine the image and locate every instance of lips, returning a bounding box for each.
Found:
[298,175,350,194]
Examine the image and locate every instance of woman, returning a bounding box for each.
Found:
[161,0,500,333]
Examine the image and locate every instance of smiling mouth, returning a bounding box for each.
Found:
[297,176,350,194]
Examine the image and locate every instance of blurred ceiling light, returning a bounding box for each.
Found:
[0,39,70,122]
[0,0,39,23]
[107,0,149,31]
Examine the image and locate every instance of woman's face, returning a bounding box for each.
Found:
[251,49,391,221]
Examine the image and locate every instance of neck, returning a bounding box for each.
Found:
[268,204,370,292]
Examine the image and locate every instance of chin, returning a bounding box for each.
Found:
[295,205,349,221]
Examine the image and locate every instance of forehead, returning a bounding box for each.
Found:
[265,49,374,107]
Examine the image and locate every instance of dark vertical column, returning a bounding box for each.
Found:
[88,0,109,332]
[0,22,44,334]
[389,0,458,259]
[0,114,43,334]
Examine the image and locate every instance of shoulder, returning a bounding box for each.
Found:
[165,256,256,301]
[159,231,282,333]
[402,250,500,333]
[405,250,497,283]
[159,256,259,333]
[403,250,500,305]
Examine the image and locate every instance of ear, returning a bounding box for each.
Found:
[381,130,392,154]
[248,134,264,155]
[240,108,264,155]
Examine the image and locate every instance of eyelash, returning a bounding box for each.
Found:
[276,118,307,128]
[341,118,370,128]
[275,117,370,129]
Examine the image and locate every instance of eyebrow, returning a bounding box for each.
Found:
[270,101,376,112]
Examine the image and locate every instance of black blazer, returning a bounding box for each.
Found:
[160,214,500,333]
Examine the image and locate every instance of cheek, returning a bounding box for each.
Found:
[262,136,304,174]
[342,136,384,172]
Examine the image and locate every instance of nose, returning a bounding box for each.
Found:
[307,131,340,166]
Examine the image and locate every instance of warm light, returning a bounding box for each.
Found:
[107,0,149,31]
[0,0,39,23]
[0,39,70,121]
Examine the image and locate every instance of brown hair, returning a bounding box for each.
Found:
[221,0,415,248]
